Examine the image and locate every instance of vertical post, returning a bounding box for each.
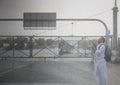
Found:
[58,36,61,56]
[12,36,15,69]
[112,0,118,51]
[77,41,80,53]
[112,0,120,62]
[29,36,33,57]
[71,22,74,36]
[12,36,15,57]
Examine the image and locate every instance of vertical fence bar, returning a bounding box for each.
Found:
[58,36,60,57]
[29,36,33,57]
[13,36,15,57]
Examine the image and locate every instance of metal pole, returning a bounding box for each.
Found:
[112,0,118,50]
[112,0,120,63]
[13,36,15,57]
[29,36,33,57]
[0,18,109,35]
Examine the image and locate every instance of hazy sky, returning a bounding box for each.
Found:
[0,0,119,36]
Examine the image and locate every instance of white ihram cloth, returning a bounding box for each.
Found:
[94,43,108,85]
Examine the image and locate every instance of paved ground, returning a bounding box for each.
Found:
[0,58,120,85]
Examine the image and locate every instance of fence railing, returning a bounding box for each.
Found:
[0,36,112,58]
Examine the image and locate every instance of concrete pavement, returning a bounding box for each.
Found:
[0,58,120,85]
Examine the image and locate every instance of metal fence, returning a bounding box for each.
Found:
[0,36,112,59]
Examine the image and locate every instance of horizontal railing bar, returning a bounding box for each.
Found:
[0,57,91,58]
[0,35,104,37]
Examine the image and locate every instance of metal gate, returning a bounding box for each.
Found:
[0,36,112,59]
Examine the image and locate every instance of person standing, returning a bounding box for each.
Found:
[93,37,108,85]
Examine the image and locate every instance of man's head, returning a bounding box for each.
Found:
[98,37,105,44]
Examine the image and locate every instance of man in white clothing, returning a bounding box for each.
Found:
[93,37,108,85]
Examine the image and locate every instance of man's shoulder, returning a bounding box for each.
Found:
[98,43,105,49]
